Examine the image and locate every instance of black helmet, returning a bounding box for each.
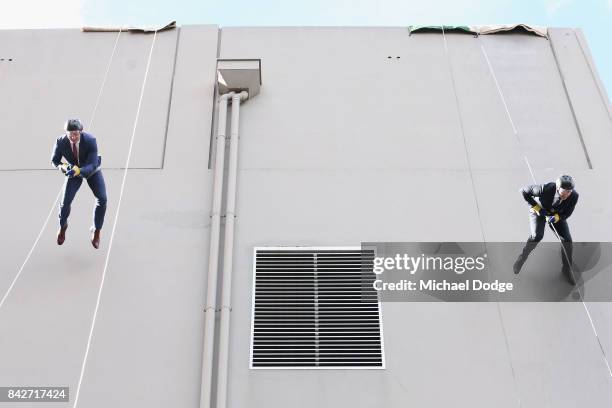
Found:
[556,175,575,190]
[64,119,83,132]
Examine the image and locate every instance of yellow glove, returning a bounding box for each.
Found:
[66,166,81,177]
[530,204,543,215]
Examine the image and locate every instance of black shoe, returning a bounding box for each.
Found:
[562,265,577,286]
[513,256,525,275]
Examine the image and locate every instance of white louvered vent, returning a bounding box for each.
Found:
[250,247,384,369]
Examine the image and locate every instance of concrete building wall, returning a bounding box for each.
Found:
[0,25,218,408]
[0,25,611,408]
[219,27,612,408]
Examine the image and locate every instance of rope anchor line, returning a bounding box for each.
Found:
[73,30,159,408]
[0,29,123,313]
[480,39,612,378]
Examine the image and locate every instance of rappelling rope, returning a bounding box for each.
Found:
[480,37,612,378]
[72,29,159,408]
[0,29,123,312]
[441,28,524,408]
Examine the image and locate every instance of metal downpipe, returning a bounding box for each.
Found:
[200,91,234,408]
[216,91,248,408]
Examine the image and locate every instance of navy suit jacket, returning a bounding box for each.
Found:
[51,132,101,178]
[521,182,579,222]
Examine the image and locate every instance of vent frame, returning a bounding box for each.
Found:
[250,246,386,370]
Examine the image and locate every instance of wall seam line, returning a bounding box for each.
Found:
[208,27,222,170]
[547,30,593,169]
[161,27,182,169]
[572,29,612,123]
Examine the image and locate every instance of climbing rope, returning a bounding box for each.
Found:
[442,27,524,408]
[72,29,159,408]
[0,29,123,312]
[480,37,612,378]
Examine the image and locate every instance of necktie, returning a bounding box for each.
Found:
[72,143,79,166]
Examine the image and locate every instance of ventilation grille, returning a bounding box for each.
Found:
[250,247,384,369]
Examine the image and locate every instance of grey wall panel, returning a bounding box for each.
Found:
[377,303,518,408]
[219,27,612,408]
[0,170,124,395]
[444,33,526,170]
[224,169,518,407]
[499,302,612,408]
[0,172,63,294]
[573,29,612,121]
[548,28,612,170]
[232,169,484,243]
[67,25,219,408]
[219,27,470,171]
[433,31,612,406]
[0,28,178,170]
[0,25,218,408]
[588,302,612,372]
[444,32,588,171]
[472,166,612,408]
[478,33,591,170]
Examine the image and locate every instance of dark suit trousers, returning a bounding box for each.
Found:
[520,212,573,267]
[59,171,107,230]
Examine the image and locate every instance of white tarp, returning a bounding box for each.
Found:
[82,21,176,33]
[474,24,548,37]
[409,24,548,38]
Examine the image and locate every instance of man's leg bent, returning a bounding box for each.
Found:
[524,212,545,255]
[514,213,545,274]
[87,171,107,230]
[59,177,83,227]
[551,220,573,268]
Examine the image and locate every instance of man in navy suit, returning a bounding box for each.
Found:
[513,175,579,284]
[51,119,107,249]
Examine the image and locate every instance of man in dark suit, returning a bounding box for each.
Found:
[513,175,579,284]
[51,119,106,249]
